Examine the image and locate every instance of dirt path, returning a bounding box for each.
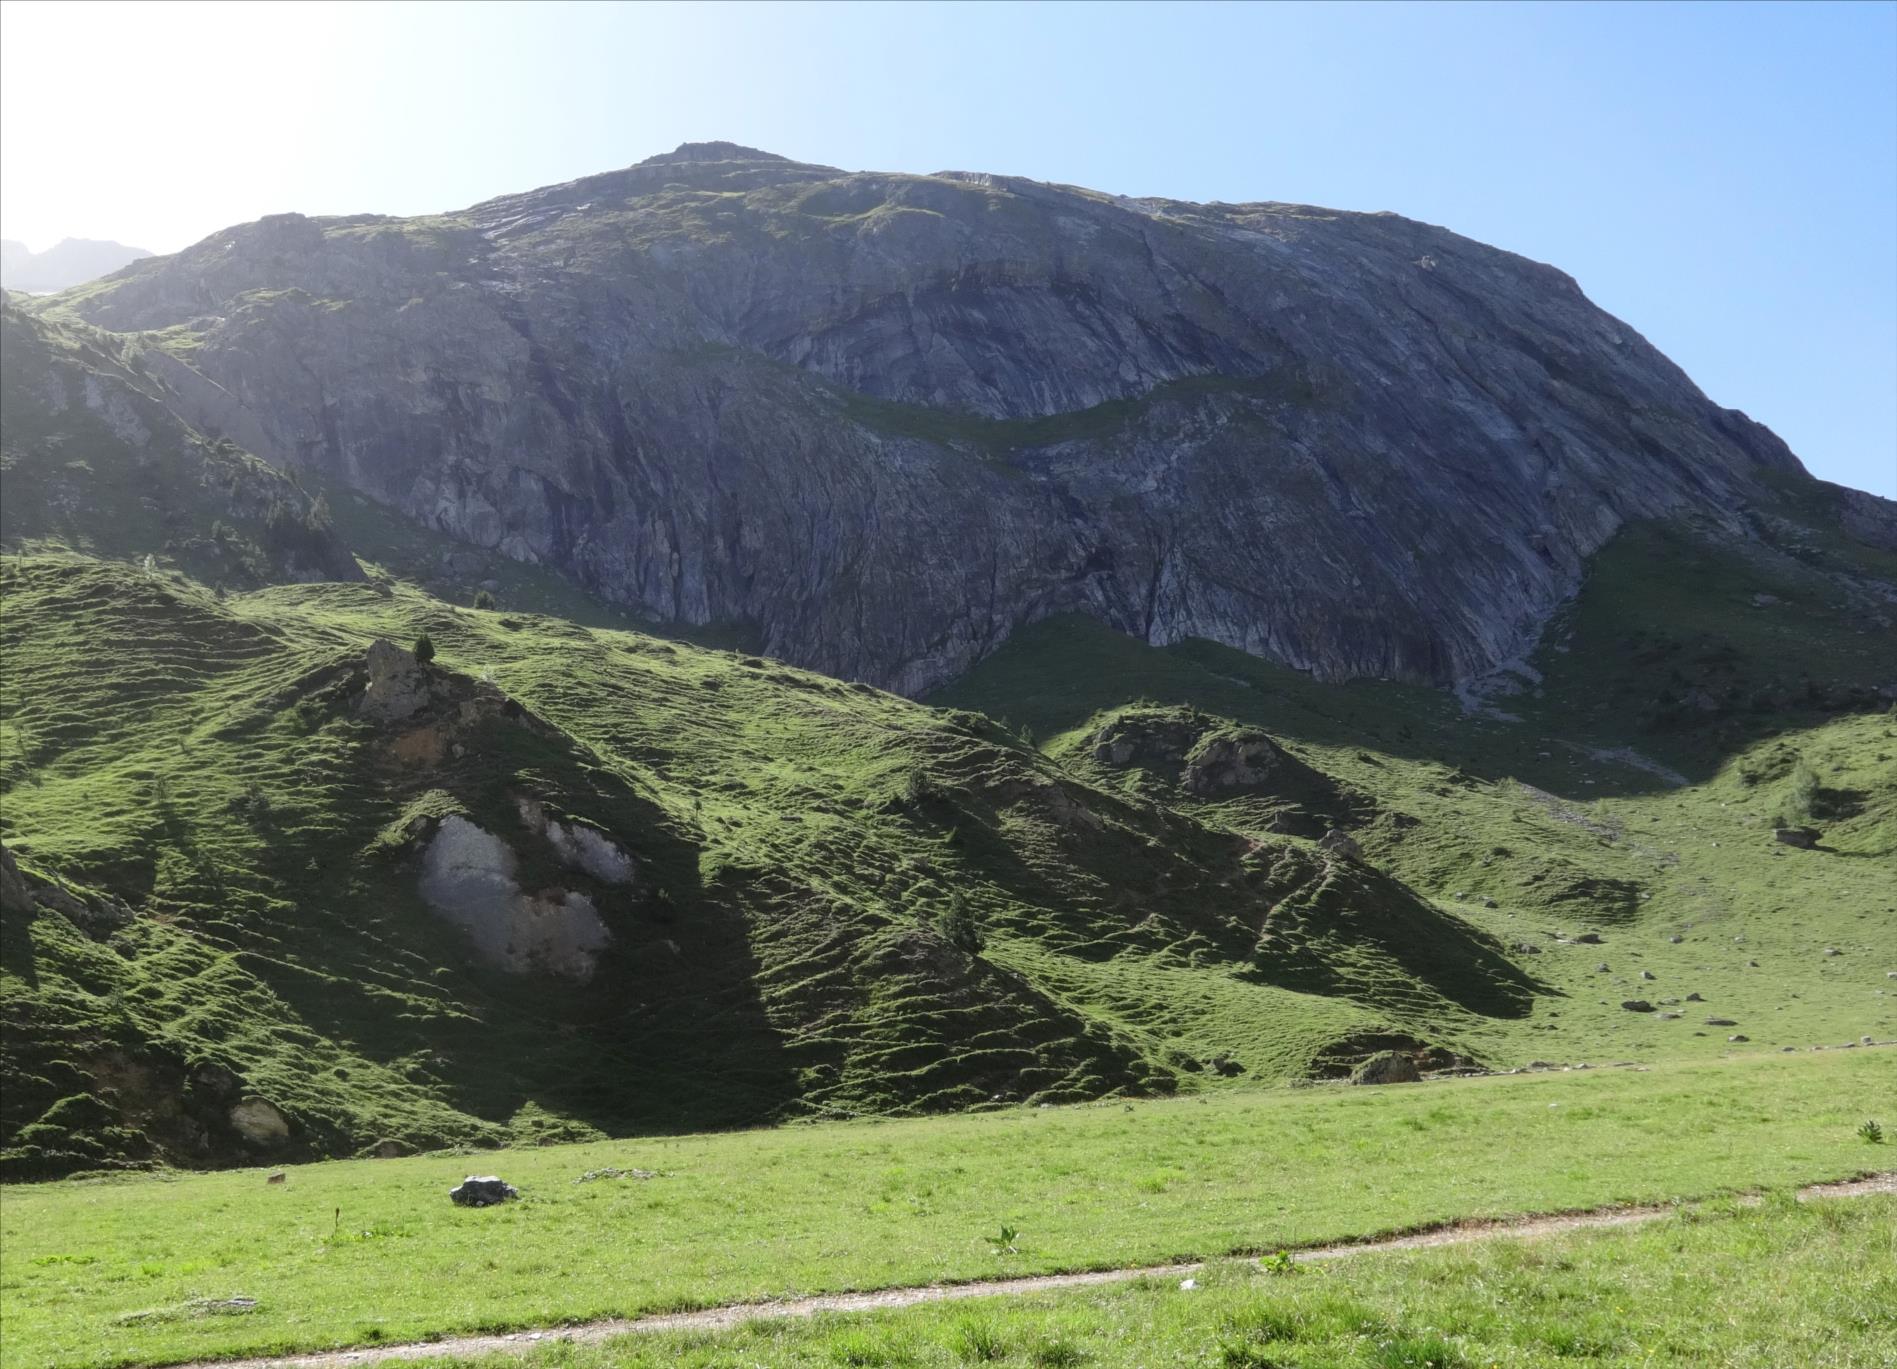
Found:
[171,1173,1895,1369]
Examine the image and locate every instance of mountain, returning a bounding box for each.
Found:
[3,148,1894,1179]
[1,237,154,294]
[27,142,1813,694]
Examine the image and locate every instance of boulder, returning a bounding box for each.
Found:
[357,639,433,724]
[1183,733,1288,796]
[1773,827,1820,850]
[1349,1050,1421,1085]
[228,1098,290,1146]
[1573,932,1604,945]
[1620,1000,1655,1013]
[1317,829,1363,861]
[1705,1017,1738,1027]
[450,1175,519,1207]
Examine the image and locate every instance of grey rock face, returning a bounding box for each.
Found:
[53,144,1813,691]
[357,639,433,724]
[228,1098,290,1146]
[0,300,359,585]
[1184,734,1290,797]
[418,816,611,980]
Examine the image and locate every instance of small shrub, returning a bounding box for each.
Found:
[413,633,436,666]
[1859,1119,1884,1144]
[472,589,496,611]
[939,894,986,956]
[1783,758,1819,823]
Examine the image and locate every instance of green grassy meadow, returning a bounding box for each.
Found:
[1,1050,1891,1368]
[434,1191,1897,1368]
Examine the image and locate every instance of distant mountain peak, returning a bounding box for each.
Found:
[639,141,793,166]
[0,236,153,293]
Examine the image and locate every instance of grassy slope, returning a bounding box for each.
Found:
[10,548,1552,1177]
[4,498,1894,1177]
[0,1050,1890,1368]
[437,1193,1897,1368]
[934,516,1897,1077]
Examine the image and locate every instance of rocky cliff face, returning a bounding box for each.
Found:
[42,142,1807,691]
[0,298,358,585]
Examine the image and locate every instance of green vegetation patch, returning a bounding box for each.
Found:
[1,1051,1891,1368]
[441,1191,1897,1367]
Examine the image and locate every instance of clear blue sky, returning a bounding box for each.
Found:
[3,0,1892,495]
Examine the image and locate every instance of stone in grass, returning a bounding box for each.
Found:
[1685,992,1704,1002]
[450,1175,519,1207]
[1318,829,1363,861]
[1621,1000,1655,1013]
[1350,1050,1421,1085]
[1640,970,1656,981]
[1824,948,1842,957]
[1705,1017,1738,1027]
[1728,1035,1749,1043]
[1573,932,1604,945]
[1773,827,1820,849]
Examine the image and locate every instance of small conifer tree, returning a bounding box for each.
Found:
[413,632,436,666]
[937,892,985,956]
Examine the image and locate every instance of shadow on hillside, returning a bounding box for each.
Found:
[1241,861,1549,1020]
[236,671,803,1146]
[929,611,1895,804]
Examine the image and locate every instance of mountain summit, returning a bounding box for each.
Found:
[34,148,1819,691]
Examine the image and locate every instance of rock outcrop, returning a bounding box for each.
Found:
[358,639,435,724]
[1350,1050,1422,1085]
[41,143,1816,692]
[0,299,359,585]
[418,816,612,981]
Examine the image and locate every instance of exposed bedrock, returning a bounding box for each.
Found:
[60,142,1808,691]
